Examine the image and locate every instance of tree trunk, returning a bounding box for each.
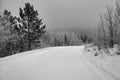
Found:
[110,38,114,48]
[110,28,114,48]
[28,20,31,50]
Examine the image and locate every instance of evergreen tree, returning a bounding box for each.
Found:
[0,10,14,36]
[0,10,17,57]
[64,34,69,45]
[81,34,87,43]
[14,3,46,50]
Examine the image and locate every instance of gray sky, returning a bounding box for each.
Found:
[2,0,114,31]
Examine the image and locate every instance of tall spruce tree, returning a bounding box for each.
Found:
[14,3,46,50]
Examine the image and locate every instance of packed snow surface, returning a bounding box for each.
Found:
[0,46,120,80]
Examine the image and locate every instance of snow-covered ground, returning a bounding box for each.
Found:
[84,45,120,80]
[0,46,120,80]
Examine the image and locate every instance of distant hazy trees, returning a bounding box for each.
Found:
[64,34,69,45]
[40,31,92,47]
[98,0,120,48]
[81,33,92,43]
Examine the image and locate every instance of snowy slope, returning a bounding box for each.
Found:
[0,46,120,80]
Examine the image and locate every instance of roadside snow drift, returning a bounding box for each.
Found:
[0,46,120,80]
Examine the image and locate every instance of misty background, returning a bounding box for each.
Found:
[2,0,114,31]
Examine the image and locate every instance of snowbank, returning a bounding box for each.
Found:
[84,45,120,79]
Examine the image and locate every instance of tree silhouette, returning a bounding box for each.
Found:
[64,34,69,45]
[14,2,46,50]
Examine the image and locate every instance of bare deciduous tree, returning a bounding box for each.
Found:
[98,6,116,48]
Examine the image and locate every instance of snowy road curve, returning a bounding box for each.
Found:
[0,46,119,80]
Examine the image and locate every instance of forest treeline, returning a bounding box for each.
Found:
[0,2,92,57]
[1,0,120,57]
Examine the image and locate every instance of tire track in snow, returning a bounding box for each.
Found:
[82,47,120,80]
[0,46,119,80]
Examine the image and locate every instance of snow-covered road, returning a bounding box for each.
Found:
[0,46,119,80]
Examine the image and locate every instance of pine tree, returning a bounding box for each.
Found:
[14,3,46,50]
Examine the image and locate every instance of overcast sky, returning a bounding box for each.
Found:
[2,0,114,31]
